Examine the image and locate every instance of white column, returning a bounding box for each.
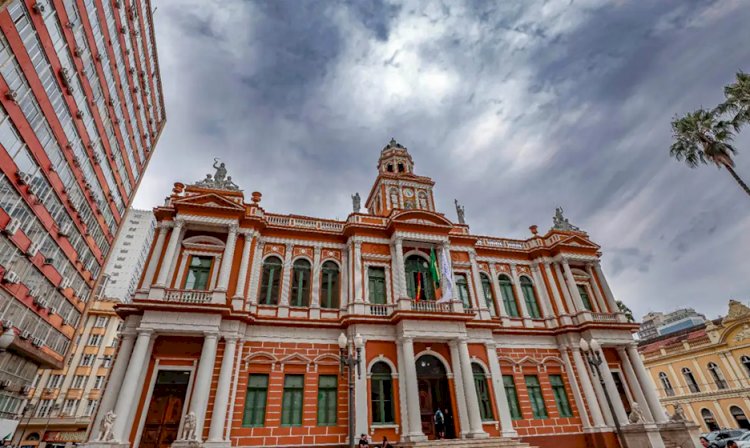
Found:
[189,333,219,442]
[311,246,322,309]
[279,243,294,307]
[216,225,238,291]
[111,329,153,442]
[510,264,530,324]
[595,346,629,425]
[457,338,487,438]
[232,232,253,299]
[449,341,470,438]
[354,337,368,437]
[485,342,516,437]
[468,251,488,316]
[593,262,619,313]
[440,242,454,300]
[399,337,425,442]
[561,259,586,312]
[531,263,554,320]
[589,358,615,427]
[720,352,746,388]
[396,339,410,440]
[353,241,363,302]
[561,348,591,429]
[616,347,654,423]
[585,264,609,313]
[90,331,136,440]
[553,263,576,314]
[340,248,349,309]
[154,219,184,287]
[208,336,237,442]
[394,238,407,299]
[690,359,711,391]
[544,263,567,316]
[141,225,168,289]
[246,240,264,306]
[488,264,506,318]
[626,345,668,423]
[571,347,606,428]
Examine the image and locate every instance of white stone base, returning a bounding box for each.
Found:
[202,441,231,448]
[171,439,203,448]
[466,431,489,439]
[405,433,428,442]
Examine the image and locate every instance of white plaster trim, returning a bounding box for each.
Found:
[414,349,453,376]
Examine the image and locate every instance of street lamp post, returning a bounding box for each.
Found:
[338,332,364,448]
[580,338,628,448]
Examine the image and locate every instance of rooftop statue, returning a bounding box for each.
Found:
[352,192,361,212]
[552,206,580,231]
[454,199,465,224]
[193,158,240,191]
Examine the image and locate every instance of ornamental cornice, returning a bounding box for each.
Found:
[553,253,599,263]
[350,236,390,245]
[476,256,533,267]
[362,253,391,261]
[659,387,750,404]
[260,236,347,250]
[380,179,434,190]
[176,213,239,227]
[391,231,449,244]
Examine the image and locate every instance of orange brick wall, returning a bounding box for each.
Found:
[229,341,348,447]
[497,347,584,439]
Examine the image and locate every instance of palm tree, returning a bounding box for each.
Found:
[670,109,750,197]
[718,71,750,130]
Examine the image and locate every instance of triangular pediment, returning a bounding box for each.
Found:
[173,193,245,211]
[554,234,600,249]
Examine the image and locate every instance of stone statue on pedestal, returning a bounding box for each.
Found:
[181,411,197,440]
[628,402,644,424]
[552,206,580,231]
[351,192,361,212]
[454,199,465,224]
[98,410,116,441]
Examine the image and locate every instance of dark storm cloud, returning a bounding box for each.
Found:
[139,0,750,319]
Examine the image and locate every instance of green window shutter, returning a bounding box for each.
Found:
[524,375,548,419]
[499,277,519,317]
[455,273,470,308]
[317,375,337,425]
[185,256,212,290]
[368,267,386,305]
[472,364,494,421]
[321,262,339,309]
[577,285,593,311]
[503,375,522,420]
[370,362,394,424]
[281,375,304,426]
[521,279,540,318]
[480,274,496,316]
[242,374,268,427]
[260,257,282,305]
[550,375,572,417]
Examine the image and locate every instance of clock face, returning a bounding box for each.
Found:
[403,189,414,198]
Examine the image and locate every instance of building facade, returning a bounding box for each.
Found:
[13,297,122,448]
[0,0,164,433]
[85,141,675,448]
[101,208,155,302]
[639,300,750,433]
[639,308,707,342]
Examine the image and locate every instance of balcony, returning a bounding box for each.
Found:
[144,287,227,305]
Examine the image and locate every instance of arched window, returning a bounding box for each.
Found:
[519,276,541,318]
[25,433,40,441]
[480,273,497,316]
[259,256,282,305]
[682,367,700,393]
[659,372,675,397]
[701,408,719,431]
[405,255,434,301]
[742,355,750,378]
[320,261,339,309]
[291,259,311,307]
[472,363,494,421]
[730,406,750,430]
[576,285,593,311]
[708,362,727,390]
[370,362,394,424]
[498,275,519,317]
[455,273,471,309]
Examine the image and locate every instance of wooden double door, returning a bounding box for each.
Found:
[416,354,455,440]
[138,370,191,448]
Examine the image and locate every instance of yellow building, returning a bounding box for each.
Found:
[13,298,122,448]
[639,300,750,432]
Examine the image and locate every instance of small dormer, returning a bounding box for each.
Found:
[365,139,437,217]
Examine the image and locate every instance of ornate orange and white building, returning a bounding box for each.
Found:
[83,140,684,448]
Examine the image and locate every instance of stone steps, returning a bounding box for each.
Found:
[396,437,535,448]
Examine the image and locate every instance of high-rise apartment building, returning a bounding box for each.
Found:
[639,308,707,341]
[101,208,154,302]
[13,298,122,447]
[0,0,164,433]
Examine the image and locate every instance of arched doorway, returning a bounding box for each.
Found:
[405,255,435,301]
[416,354,454,440]
[731,406,750,430]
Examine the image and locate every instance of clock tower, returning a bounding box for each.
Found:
[364,139,437,216]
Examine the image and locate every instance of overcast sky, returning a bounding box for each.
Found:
[134,0,750,321]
